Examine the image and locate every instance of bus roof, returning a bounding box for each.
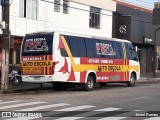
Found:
[25,31,132,44]
[58,31,132,44]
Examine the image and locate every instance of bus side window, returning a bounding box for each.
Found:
[78,37,87,57]
[125,43,129,59]
[60,35,70,57]
[85,38,95,58]
[69,36,79,57]
[104,41,114,59]
[125,43,138,61]
[118,42,124,59]
[112,41,121,59]
[61,49,68,57]
[92,39,101,58]
[130,46,139,61]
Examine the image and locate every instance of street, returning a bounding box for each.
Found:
[0,0,160,120]
[0,81,160,120]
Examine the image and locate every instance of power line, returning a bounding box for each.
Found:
[128,0,154,4]
[134,0,154,4]
[117,0,154,5]
[115,0,155,9]
[39,0,152,23]
[3,0,154,33]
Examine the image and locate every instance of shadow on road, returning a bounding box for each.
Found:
[3,79,159,94]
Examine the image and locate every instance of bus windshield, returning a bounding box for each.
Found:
[22,34,53,56]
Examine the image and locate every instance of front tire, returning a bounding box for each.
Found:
[83,76,94,91]
[127,74,136,87]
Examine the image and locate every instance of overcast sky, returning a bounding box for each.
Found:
[122,0,159,9]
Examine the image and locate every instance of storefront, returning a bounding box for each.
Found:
[113,1,160,74]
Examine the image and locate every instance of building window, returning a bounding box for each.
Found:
[19,0,38,19]
[63,0,69,14]
[89,6,101,29]
[54,0,61,12]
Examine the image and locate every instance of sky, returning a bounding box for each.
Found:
[122,0,159,9]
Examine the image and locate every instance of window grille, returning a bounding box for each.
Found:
[54,0,61,12]
[89,7,101,29]
[63,0,69,14]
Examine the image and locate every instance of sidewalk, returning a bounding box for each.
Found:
[138,72,160,82]
[9,82,53,93]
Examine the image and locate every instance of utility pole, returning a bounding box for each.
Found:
[1,0,10,93]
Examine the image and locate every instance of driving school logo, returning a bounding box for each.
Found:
[22,61,52,67]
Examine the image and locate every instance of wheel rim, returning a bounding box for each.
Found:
[88,79,93,89]
[130,76,135,85]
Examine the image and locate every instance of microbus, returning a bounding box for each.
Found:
[20,31,140,91]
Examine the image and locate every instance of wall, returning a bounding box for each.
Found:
[71,0,116,11]
[113,2,155,74]
[130,16,154,44]
[8,0,115,38]
[115,3,160,45]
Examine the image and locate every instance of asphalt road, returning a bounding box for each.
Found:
[0,81,160,120]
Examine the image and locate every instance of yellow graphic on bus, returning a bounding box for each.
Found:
[23,68,42,74]
[22,61,52,67]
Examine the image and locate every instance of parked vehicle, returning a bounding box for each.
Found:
[8,69,22,86]
[20,31,140,91]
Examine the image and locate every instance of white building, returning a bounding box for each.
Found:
[0,0,116,68]
[9,0,116,37]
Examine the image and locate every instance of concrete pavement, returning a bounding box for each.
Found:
[139,72,160,82]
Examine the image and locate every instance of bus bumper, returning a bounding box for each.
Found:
[22,75,53,83]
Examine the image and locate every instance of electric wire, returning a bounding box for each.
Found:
[1,0,156,32]
[39,0,153,24]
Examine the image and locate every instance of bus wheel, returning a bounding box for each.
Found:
[99,83,107,87]
[83,76,94,91]
[127,74,136,87]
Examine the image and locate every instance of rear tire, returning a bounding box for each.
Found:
[127,74,136,87]
[83,76,94,91]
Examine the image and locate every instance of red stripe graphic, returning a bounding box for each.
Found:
[59,58,69,74]
[58,37,66,50]
[67,66,76,81]
[80,58,124,65]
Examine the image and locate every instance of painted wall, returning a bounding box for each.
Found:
[7,0,115,38]
[71,0,116,11]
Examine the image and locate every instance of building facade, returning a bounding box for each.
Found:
[0,0,116,72]
[113,0,160,74]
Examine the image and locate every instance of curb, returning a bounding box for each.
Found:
[138,77,160,82]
